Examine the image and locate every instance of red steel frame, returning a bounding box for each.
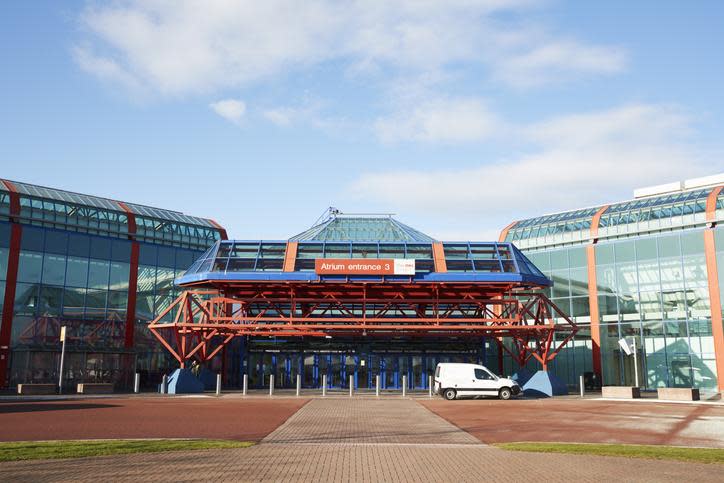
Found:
[149,282,578,371]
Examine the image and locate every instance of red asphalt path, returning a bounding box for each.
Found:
[0,397,309,442]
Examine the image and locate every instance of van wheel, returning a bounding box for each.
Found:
[498,387,512,400]
[443,388,457,400]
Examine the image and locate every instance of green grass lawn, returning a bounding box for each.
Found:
[494,442,724,465]
[0,439,254,462]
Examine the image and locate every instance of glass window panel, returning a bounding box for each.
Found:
[157,246,176,267]
[596,265,616,294]
[473,259,501,272]
[89,237,112,260]
[568,267,588,296]
[444,244,469,259]
[324,243,350,258]
[615,240,636,263]
[38,285,63,316]
[13,282,38,316]
[470,244,498,260]
[138,244,157,266]
[111,239,132,262]
[62,288,85,318]
[107,291,128,318]
[638,291,663,320]
[256,259,283,271]
[260,243,286,258]
[597,295,618,317]
[42,254,66,286]
[44,230,68,255]
[405,244,433,259]
[0,247,7,280]
[551,270,570,298]
[635,238,657,261]
[550,250,568,270]
[525,252,550,272]
[378,244,405,258]
[615,262,638,296]
[216,243,232,258]
[109,262,130,290]
[230,243,260,258]
[570,296,590,317]
[17,251,43,283]
[351,244,379,258]
[636,259,660,291]
[88,260,110,289]
[657,234,681,258]
[446,260,473,272]
[659,257,684,290]
[66,256,89,287]
[67,233,90,257]
[227,259,256,271]
[682,255,708,288]
[680,231,705,256]
[568,247,587,268]
[20,226,44,252]
[85,289,107,319]
[596,244,615,265]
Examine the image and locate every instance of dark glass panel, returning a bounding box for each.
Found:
[41,254,66,286]
[0,222,10,248]
[62,287,85,318]
[138,244,158,266]
[405,244,433,259]
[20,226,44,252]
[469,244,497,260]
[38,285,63,316]
[378,244,405,258]
[443,244,469,259]
[44,230,68,255]
[570,297,590,317]
[88,260,110,289]
[324,243,350,258]
[67,233,90,257]
[109,262,130,290]
[473,259,501,272]
[445,260,473,272]
[84,289,107,319]
[256,259,283,271]
[226,259,256,271]
[107,291,128,318]
[65,257,89,288]
[351,244,379,258]
[17,251,43,283]
[89,237,112,260]
[415,260,434,272]
[111,239,132,262]
[13,282,38,316]
[213,259,229,272]
[230,243,260,258]
[157,246,176,267]
[260,243,286,258]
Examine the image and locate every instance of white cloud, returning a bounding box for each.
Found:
[374,97,500,143]
[75,0,624,96]
[495,41,626,87]
[263,107,296,127]
[349,104,713,236]
[209,99,246,124]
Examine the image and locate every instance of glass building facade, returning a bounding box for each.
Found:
[0,180,224,390]
[501,182,724,392]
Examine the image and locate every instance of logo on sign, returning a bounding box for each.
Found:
[315,258,416,275]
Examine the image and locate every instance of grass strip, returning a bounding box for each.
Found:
[0,439,254,462]
[493,442,724,465]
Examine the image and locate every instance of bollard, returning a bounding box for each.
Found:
[216,373,222,396]
[322,374,327,397]
[161,374,168,394]
[134,372,140,394]
[428,375,433,398]
[269,374,274,396]
[580,374,585,398]
[375,375,380,397]
[349,375,353,397]
[402,375,407,397]
[296,374,301,397]
[242,374,248,396]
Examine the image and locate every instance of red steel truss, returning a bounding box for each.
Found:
[148,282,577,371]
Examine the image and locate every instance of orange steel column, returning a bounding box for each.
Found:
[117,202,139,349]
[704,186,724,391]
[498,221,517,242]
[432,242,447,273]
[587,205,609,378]
[283,242,298,272]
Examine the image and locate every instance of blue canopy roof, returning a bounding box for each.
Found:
[176,239,550,287]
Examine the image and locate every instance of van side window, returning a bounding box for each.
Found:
[474,368,493,380]
[435,366,441,378]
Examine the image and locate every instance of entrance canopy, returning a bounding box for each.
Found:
[149,213,577,371]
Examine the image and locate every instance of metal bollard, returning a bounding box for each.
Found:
[161,374,168,394]
[580,374,585,398]
[269,374,274,396]
[134,372,140,394]
[322,374,327,397]
[242,374,248,396]
[402,375,407,397]
[375,375,380,397]
[428,375,433,398]
[216,374,222,396]
[349,375,354,397]
[296,374,301,397]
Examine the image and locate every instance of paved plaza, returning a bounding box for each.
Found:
[2,397,723,482]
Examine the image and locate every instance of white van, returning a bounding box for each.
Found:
[434,363,521,400]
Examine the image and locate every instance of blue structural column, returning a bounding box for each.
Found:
[238,336,246,388]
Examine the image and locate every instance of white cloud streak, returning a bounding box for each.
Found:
[350,104,712,227]
[209,99,246,124]
[75,0,625,96]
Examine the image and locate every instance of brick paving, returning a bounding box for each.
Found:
[1,398,722,482]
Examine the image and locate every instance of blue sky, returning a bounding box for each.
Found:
[1,1,723,240]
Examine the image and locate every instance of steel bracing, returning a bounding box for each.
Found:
[148,283,577,371]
